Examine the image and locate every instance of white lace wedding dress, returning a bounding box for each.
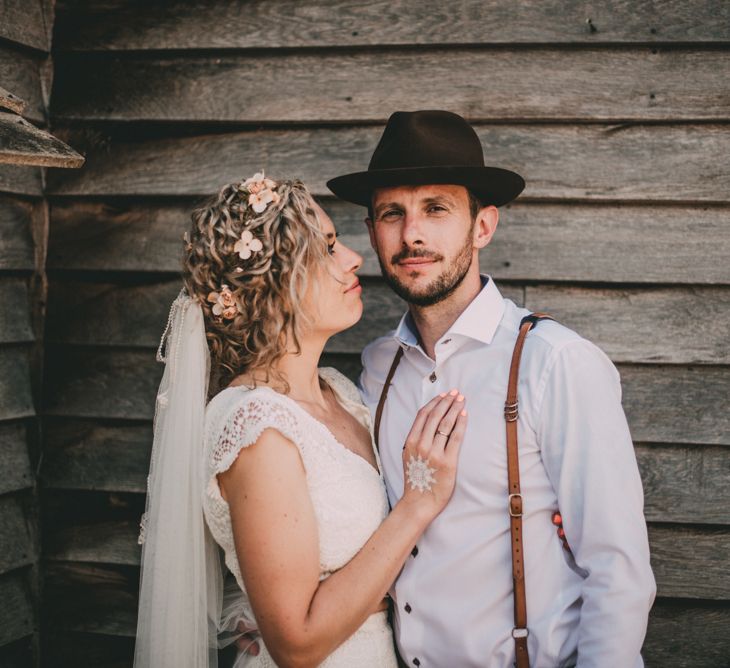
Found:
[202,367,398,667]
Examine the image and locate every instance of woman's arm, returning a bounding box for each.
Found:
[219,391,466,668]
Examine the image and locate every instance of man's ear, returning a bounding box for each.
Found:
[474,205,499,249]
[365,217,377,251]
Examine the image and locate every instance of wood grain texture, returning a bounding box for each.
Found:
[46,124,730,203]
[0,493,36,574]
[0,112,85,168]
[0,347,35,420]
[525,285,730,364]
[644,601,730,668]
[0,196,36,270]
[0,422,32,495]
[0,570,34,646]
[51,48,730,123]
[45,279,525,352]
[648,525,730,599]
[0,0,51,51]
[0,85,26,115]
[46,278,729,364]
[620,365,730,446]
[46,519,140,566]
[639,445,730,525]
[44,562,137,637]
[47,199,730,285]
[0,44,46,123]
[53,0,730,50]
[41,347,730,443]
[42,421,152,493]
[0,163,43,197]
[0,278,33,343]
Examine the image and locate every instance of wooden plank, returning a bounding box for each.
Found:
[49,632,134,668]
[42,519,730,600]
[0,164,43,197]
[0,195,36,270]
[644,600,730,668]
[43,345,730,445]
[51,48,730,123]
[44,562,138,637]
[0,44,46,123]
[48,199,730,285]
[0,112,84,168]
[648,525,730,600]
[46,519,140,566]
[638,444,730,525]
[0,0,51,51]
[44,348,162,420]
[42,421,151,493]
[0,85,26,115]
[0,347,35,420]
[0,422,32,495]
[525,286,730,364]
[620,365,730,446]
[47,279,730,365]
[45,278,522,350]
[0,278,33,343]
[0,635,34,668]
[45,124,730,203]
[53,0,730,50]
[0,570,34,646]
[0,493,35,574]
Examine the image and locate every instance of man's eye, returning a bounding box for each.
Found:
[428,205,447,213]
[381,209,401,219]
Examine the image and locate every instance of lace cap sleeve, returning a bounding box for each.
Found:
[206,388,305,477]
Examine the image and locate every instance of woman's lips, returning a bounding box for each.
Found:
[345,279,361,293]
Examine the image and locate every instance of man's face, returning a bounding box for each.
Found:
[366,184,496,307]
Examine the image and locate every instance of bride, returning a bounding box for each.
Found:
[133,175,467,667]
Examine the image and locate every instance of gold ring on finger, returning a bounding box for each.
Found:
[436,429,450,437]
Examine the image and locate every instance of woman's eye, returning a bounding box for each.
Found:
[327,243,336,255]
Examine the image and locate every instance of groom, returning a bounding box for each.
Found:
[327,111,656,667]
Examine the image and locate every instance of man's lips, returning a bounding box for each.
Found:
[398,257,436,266]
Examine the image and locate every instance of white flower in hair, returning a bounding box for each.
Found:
[248,189,274,213]
[234,229,263,260]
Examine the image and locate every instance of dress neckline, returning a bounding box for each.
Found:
[227,370,383,479]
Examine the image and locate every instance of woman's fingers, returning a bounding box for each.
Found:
[403,392,451,450]
[419,391,463,456]
[432,396,466,453]
[444,408,468,465]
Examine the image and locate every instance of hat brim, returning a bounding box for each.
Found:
[326,165,525,208]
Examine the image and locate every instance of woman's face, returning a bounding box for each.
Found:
[305,202,364,338]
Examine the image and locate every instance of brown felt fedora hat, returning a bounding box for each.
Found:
[327,110,525,208]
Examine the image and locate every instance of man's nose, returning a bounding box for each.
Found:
[401,212,425,246]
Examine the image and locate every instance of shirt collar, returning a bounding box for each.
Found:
[394,275,506,348]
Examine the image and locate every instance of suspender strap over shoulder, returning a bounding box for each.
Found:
[507,312,554,668]
[374,345,404,451]
[371,311,555,668]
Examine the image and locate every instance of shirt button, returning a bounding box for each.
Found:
[429,371,437,382]
[411,545,418,557]
[413,659,420,666]
[404,603,412,613]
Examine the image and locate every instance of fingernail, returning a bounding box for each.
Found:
[457,394,464,402]
[449,389,459,396]
[439,392,447,398]
[461,409,467,416]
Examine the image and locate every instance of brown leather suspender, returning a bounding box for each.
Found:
[372,312,554,668]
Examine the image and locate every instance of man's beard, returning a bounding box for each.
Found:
[378,220,475,307]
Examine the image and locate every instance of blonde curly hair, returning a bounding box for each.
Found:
[182,178,330,395]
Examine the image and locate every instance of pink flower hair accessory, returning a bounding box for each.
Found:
[206,284,242,321]
[234,229,263,260]
[238,170,281,214]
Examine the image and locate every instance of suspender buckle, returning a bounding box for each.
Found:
[504,401,518,422]
[508,493,523,517]
[512,626,529,639]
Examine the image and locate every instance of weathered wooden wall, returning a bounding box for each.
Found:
[0,1,55,666]
[36,1,730,666]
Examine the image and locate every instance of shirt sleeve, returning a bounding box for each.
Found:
[537,338,657,668]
